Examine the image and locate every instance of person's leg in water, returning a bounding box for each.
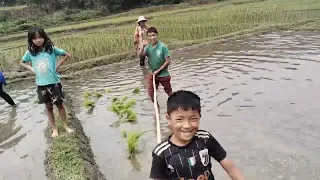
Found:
[159,75,173,97]
[38,85,59,137]
[0,84,16,106]
[139,44,146,66]
[148,74,160,111]
[45,102,59,137]
[140,54,146,66]
[38,83,74,137]
[50,83,74,134]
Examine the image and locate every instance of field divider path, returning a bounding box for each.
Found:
[44,93,106,180]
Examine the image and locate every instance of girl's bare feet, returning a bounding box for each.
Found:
[52,129,59,137]
[64,126,74,133]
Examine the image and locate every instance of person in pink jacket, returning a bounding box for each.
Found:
[134,16,149,66]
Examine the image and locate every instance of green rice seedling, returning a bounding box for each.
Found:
[108,95,138,125]
[4,0,319,68]
[125,109,137,122]
[83,99,95,109]
[133,87,140,94]
[126,131,142,159]
[123,98,136,109]
[94,89,103,98]
[111,96,118,103]
[105,88,111,94]
[109,104,121,115]
[83,91,92,98]
[121,130,127,139]
[121,95,128,102]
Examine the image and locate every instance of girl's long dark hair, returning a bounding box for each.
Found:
[28,27,54,56]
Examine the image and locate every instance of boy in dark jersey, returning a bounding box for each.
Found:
[150,90,244,180]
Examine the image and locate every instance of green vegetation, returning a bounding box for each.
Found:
[1,0,319,73]
[109,95,137,126]
[83,91,92,98]
[0,5,26,11]
[126,131,143,159]
[124,130,152,159]
[94,89,103,98]
[82,89,103,109]
[0,0,194,35]
[48,114,87,179]
[83,98,95,109]
[133,87,140,94]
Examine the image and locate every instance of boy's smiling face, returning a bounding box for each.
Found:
[147,32,158,44]
[167,108,200,145]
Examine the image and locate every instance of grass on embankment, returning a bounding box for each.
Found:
[0,5,26,11]
[45,95,105,180]
[1,0,320,78]
[0,0,255,42]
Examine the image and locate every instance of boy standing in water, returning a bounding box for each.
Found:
[150,90,245,180]
[20,27,74,137]
[140,27,172,108]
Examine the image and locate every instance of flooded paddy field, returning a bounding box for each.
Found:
[67,31,320,180]
[0,31,319,179]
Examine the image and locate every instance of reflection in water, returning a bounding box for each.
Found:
[64,31,320,180]
[0,86,47,179]
[0,107,20,147]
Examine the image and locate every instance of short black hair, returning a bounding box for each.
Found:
[147,27,158,35]
[167,90,201,115]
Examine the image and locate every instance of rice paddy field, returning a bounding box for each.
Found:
[0,0,319,72]
[1,0,320,179]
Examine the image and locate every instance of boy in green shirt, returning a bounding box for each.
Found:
[140,27,172,108]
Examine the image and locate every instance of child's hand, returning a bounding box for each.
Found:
[153,70,160,76]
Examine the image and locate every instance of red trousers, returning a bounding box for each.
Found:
[148,74,172,102]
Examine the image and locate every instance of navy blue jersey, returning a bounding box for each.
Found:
[150,130,227,180]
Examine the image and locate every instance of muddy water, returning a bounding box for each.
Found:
[0,31,319,180]
[66,31,320,180]
[0,85,47,180]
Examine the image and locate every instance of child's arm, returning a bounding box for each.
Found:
[20,51,34,73]
[154,46,171,75]
[140,45,148,57]
[149,152,169,180]
[20,60,34,73]
[56,52,71,68]
[54,47,71,69]
[220,158,244,180]
[206,132,244,180]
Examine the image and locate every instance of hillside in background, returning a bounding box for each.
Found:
[0,0,220,34]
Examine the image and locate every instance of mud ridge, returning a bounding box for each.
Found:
[44,94,106,180]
